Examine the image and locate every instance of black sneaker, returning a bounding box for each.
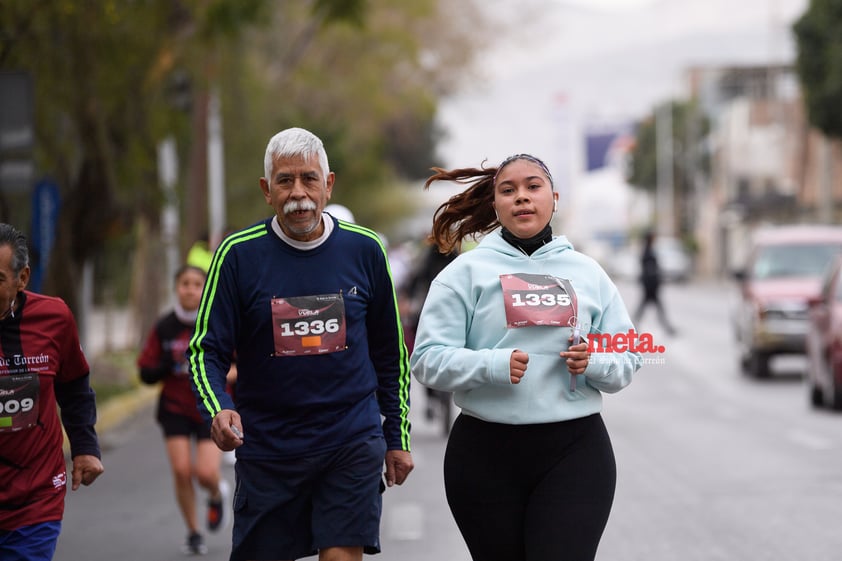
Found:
[207,479,230,532]
[182,531,207,556]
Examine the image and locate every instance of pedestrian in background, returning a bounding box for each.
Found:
[0,223,104,561]
[138,264,230,555]
[188,126,413,561]
[634,229,677,335]
[410,154,642,561]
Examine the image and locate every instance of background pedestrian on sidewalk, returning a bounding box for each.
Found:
[137,264,230,555]
[0,223,104,561]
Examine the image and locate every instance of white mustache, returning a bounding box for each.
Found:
[283,200,317,214]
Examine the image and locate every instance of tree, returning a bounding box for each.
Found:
[211,0,488,233]
[793,0,842,139]
[0,0,487,345]
[0,0,363,329]
[626,100,709,239]
[0,1,187,315]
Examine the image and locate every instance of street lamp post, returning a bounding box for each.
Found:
[656,101,674,237]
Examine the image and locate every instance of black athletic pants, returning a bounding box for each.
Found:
[444,413,616,561]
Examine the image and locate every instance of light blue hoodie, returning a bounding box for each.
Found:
[410,230,641,424]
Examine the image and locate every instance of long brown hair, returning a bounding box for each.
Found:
[424,154,554,254]
[424,165,499,254]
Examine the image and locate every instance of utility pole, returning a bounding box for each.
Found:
[186,90,209,254]
[207,88,226,248]
[818,136,834,224]
[656,102,674,237]
[158,136,180,295]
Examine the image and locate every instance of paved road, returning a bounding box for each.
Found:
[54,380,467,561]
[599,279,842,560]
[55,278,842,560]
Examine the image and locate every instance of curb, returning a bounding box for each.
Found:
[63,385,159,455]
[96,385,159,433]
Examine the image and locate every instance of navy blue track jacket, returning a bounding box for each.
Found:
[188,216,411,459]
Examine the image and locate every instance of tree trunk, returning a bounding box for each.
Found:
[185,89,209,255]
[129,216,165,349]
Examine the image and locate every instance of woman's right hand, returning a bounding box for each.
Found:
[509,350,529,384]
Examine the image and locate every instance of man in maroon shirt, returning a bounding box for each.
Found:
[0,223,104,561]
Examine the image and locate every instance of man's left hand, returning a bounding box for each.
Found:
[71,454,104,490]
[384,449,414,487]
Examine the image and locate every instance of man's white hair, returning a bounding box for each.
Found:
[263,127,330,180]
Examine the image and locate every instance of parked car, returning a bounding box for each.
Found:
[733,225,842,378]
[806,256,842,409]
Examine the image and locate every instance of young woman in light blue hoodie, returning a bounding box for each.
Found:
[410,154,642,561]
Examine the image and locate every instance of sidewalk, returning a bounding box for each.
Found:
[80,306,157,441]
[82,306,137,358]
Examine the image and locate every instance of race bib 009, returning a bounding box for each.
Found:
[271,293,347,356]
[0,373,40,433]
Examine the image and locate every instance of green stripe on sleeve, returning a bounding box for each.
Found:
[339,221,412,450]
[189,224,267,419]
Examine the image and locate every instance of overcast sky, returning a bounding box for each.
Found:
[435,0,810,175]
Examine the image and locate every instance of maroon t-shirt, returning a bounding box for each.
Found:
[0,291,91,530]
[137,311,205,423]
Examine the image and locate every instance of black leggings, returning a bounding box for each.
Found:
[444,413,616,561]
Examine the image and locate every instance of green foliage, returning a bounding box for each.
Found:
[89,349,141,396]
[0,0,486,321]
[626,100,710,238]
[627,100,710,193]
[627,115,658,191]
[793,0,842,139]
[200,0,270,38]
[313,0,369,27]
[217,0,481,232]
[0,0,191,308]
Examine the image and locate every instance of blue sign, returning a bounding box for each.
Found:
[30,178,61,292]
[584,121,634,171]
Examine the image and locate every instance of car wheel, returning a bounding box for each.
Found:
[748,351,771,378]
[810,382,824,408]
[829,359,842,411]
[829,387,842,411]
[807,346,825,408]
[739,347,750,372]
[737,338,751,372]
[814,351,842,410]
